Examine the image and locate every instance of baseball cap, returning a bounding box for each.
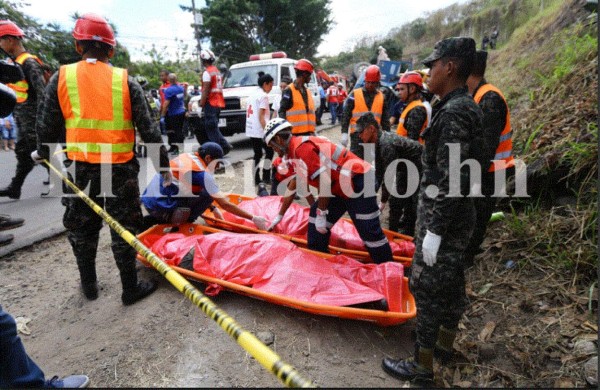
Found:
[422,37,476,68]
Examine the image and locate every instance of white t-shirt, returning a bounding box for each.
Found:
[245,88,270,138]
[202,70,212,83]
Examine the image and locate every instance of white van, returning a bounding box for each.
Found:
[188,52,321,138]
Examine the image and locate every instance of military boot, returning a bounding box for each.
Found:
[0,233,14,247]
[434,326,457,364]
[0,180,21,199]
[120,265,157,306]
[382,345,434,385]
[262,169,271,184]
[77,261,98,300]
[0,215,24,231]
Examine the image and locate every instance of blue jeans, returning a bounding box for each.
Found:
[328,102,338,124]
[0,304,45,387]
[203,104,230,153]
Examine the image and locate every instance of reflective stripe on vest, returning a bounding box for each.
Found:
[58,61,135,164]
[396,99,428,144]
[6,53,41,103]
[287,83,316,134]
[206,65,225,108]
[349,88,383,134]
[289,135,370,197]
[170,152,207,193]
[474,83,514,172]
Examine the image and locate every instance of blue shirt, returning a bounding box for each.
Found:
[164,84,186,117]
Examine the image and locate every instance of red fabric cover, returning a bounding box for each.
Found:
[220,196,415,258]
[143,231,403,310]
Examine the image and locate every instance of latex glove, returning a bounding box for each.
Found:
[212,207,224,220]
[340,132,349,147]
[422,230,442,267]
[30,150,44,164]
[268,214,283,231]
[315,208,329,234]
[161,171,173,187]
[160,117,166,126]
[252,215,268,230]
[378,201,387,212]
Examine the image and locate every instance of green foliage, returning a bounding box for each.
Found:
[197,0,333,64]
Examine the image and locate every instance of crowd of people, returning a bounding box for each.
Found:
[0,10,516,387]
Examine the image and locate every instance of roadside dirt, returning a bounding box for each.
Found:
[1,125,596,387]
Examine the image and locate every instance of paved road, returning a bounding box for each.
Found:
[0,116,336,257]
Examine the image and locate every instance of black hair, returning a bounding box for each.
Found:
[78,40,112,57]
[258,73,274,87]
[442,55,474,82]
[356,112,379,132]
[471,50,488,77]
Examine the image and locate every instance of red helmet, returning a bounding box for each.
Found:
[0,20,24,38]
[72,13,116,47]
[399,71,423,89]
[294,59,314,73]
[364,65,381,83]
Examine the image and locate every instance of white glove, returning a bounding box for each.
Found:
[422,230,442,267]
[268,214,283,231]
[315,208,328,234]
[30,150,44,164]
[212,207,224,220]
[378,201,387,212]
[340,132,349,147]
[252,215,268,230]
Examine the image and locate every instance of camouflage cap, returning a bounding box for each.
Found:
[422,37,476,67]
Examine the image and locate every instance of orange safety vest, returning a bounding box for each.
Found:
[349,88,383,134]
[286,83,316,134]
[474,84,514,172]
[6,53,43,103]
[169,152,207,194]
[206,65,225,108]
[58,61,135,164]
[396,99,428,144]
[288,135,370,197]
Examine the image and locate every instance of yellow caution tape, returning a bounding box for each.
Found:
[43,159,316,388]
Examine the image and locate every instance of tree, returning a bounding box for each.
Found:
[193,0,333,64]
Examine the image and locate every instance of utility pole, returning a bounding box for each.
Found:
[191,0,203,70]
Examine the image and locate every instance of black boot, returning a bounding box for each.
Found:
[77,261,98,300]
[0,233,14,247]
[120,265,157,305]
[382,345,434,385]
[0,182,21,199]
[0,215,24,231]
[262,169,271,184]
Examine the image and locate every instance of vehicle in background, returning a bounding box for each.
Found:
[187,52,321,141]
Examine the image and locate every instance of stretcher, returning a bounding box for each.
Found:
[202,194,415,266]
[137,223,416,326]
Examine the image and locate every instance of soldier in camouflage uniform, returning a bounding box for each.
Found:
[354,112,423,235]
[382,37,483,385]
[464,50,515,268]
[0,20,47,200]
[34,14,170,306]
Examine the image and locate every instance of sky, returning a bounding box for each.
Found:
[20,0,470,62]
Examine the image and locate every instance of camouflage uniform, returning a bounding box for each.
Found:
[37,69,168,294]
[1,56,46,196]
[401,104,428,142]
[410,85,483,349]
[375,130,423,234]
[465,78,511,263]
[341,87,391,159]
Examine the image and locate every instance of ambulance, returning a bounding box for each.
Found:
[188,51,321,138]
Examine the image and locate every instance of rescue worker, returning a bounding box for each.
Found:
[278,59,317,136]
[199,49,232,156]
[354,112,423,236]
[157,69,170,135]
[381,37,483,385]
[396,71,429,143]
[464,50,515,268]
[141,142,268,229]
[32,13,171,305]
[264,117,393,264]
[0,20,47,200]
[325,82,339,125]
[341,65,390,159]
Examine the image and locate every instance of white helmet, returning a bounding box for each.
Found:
[200,49,215,62]
[264,117,292,145]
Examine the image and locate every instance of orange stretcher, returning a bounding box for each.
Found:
[202,193,414,267]
[136,223,416,326]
